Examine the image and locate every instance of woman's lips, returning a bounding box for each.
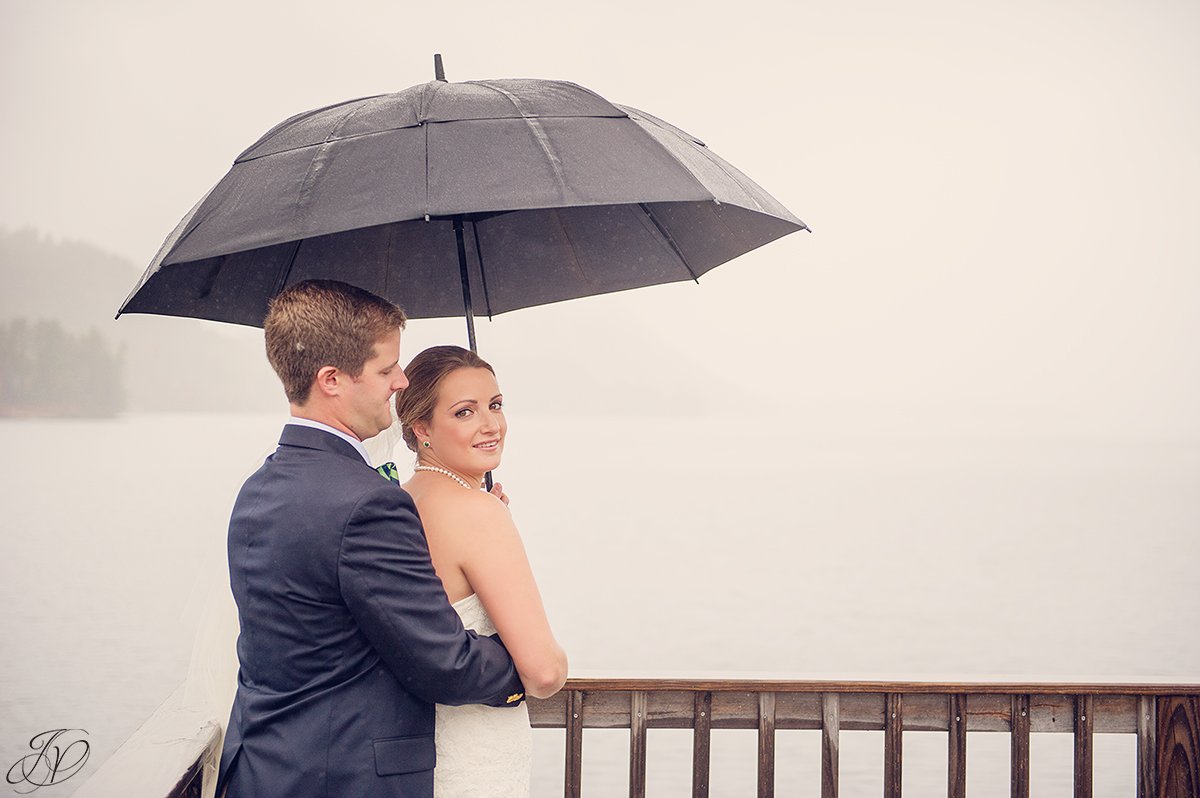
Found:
[473,440,500,450]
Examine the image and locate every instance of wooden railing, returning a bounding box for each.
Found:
[79,676,1200,797]
[527,678,1200,798]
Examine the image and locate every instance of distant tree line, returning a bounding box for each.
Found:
[0,319,125,417]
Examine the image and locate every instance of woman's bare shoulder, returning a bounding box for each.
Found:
[451,488,512,525]
[415,483,512,532]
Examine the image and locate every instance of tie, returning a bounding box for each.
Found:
[376,462,400,484]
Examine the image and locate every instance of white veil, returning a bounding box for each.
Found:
[182,418,407,798]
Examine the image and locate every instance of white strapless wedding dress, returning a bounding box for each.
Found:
[435,593,532,797]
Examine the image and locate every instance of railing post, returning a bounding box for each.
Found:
[630,691,647,798]
[1011,694,1031,798]
[948,693,967,798]
[758,692,776,798]
[822,692,840,798]
[885,693,903,798]
[566,690,583,798]
[1075,695,1094,798]
[1138,695,1157,798]
[1156,696,1200,798]
[693,691,712,798]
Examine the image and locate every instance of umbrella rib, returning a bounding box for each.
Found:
[420,80,446,219]
[618,104,717,202]
[474,81,570,197]
[550,208,594,292]
[292,101,382,233]
[238,95,404,164]
[695,146,809,230]
[234,94,385,161]
[384,224,394,300]
[120,182,218,312]
[638,203,700,283]
[621,103,808,230]
[237,125,424,164]
[272,239,304,298]
[470,219,495,320]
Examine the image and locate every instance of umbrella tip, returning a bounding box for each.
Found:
[434,53,447,82]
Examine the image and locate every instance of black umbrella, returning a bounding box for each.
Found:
[118,56,807,351]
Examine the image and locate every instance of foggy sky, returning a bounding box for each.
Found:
[3,0,1198,439]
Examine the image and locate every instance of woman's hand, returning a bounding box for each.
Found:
[489,481,509,506]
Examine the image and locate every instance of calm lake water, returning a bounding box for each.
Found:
[2,412,1197,796]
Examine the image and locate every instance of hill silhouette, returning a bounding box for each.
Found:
[1,228,279,413]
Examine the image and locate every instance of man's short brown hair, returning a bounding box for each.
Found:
[264,280,407,404]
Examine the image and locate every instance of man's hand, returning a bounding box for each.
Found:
[488,481,509,506]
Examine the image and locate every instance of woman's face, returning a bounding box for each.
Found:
[423,367,506,476]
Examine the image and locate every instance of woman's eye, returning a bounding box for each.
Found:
[490,401,503,411]
[455,408,472,418]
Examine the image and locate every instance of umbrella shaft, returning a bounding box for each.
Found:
[453,215,485,490]
[453,217,477,353]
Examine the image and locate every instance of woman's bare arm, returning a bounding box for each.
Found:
[442,491,568,699]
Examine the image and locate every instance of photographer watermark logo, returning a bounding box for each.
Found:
[6,729,90,793]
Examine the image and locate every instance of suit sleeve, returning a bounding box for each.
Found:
[338,484,526,707]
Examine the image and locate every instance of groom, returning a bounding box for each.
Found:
[217,280,525,798]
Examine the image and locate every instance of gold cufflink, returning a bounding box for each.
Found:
[507,692,524,703]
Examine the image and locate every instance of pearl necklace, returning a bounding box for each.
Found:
[413,464,477,491]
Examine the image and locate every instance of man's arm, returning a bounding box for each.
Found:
[337,484,526,707]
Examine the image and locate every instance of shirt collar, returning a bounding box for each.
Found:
[286,417,371,465]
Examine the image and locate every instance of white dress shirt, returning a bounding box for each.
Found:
[286,417,371,465]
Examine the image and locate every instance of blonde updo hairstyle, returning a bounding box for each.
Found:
[395,345,496,454]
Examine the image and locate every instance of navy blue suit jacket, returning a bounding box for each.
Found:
[217,425,525,798]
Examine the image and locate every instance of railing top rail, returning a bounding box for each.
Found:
[558,676,1200,695]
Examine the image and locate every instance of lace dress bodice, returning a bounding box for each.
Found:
[434,593,532,797]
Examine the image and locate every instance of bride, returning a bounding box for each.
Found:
[394,345,568,797]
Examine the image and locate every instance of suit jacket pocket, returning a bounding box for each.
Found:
[373,734,436,776]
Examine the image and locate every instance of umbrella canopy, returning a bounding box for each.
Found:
[119,71,807,330]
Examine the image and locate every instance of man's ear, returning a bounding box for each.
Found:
[312,365,341,398]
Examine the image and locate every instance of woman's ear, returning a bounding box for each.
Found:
[410,420,430,443]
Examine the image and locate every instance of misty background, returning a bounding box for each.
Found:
[4,0,1199,438]
[2,0,1198,795]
